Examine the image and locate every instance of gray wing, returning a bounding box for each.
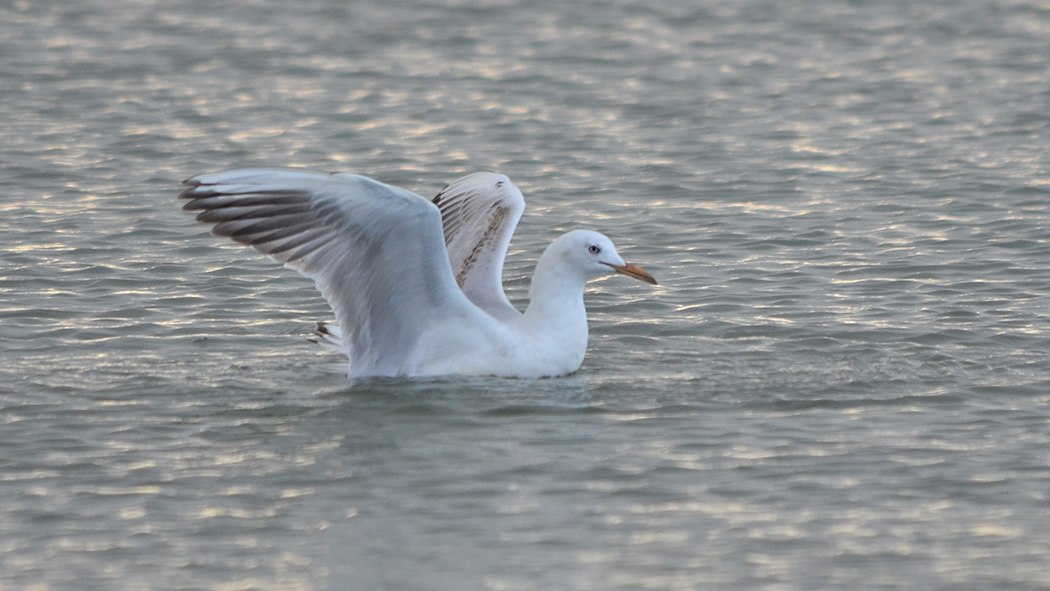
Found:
[432,172,525,322]
[180,168,480,377]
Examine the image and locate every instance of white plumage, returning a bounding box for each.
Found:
[180,169,656,378]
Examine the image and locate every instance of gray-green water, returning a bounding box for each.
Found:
[3,1,1050,589]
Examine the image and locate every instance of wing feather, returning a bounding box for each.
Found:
[431,172,525,321]
[180,168,482,377]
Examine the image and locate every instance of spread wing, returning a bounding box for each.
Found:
[179,168,482,377]
[432,172,525,321]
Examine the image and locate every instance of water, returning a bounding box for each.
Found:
[3,0,1050,588]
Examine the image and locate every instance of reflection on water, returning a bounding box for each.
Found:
[3,0,1050,589]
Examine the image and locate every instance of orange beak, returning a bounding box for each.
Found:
[602,262,658,285]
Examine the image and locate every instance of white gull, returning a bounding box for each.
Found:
[179,169,657,378]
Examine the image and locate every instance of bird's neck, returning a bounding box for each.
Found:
[523,254,588,339]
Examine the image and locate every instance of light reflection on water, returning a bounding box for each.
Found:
[3,0,1050,589]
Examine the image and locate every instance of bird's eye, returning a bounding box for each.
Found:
[588,245,601,255]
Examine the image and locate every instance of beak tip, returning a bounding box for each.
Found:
[612,263,658,286]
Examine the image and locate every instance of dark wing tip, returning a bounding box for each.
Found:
[432,183,451,205]
[178,175,209,201]
[179,188,218,210]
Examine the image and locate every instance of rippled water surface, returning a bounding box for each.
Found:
[3,0,1050,589]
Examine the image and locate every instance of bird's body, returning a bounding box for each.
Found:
[179,169,656,378]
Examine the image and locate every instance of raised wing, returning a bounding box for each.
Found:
[432,172,525,321]
[179,168,479,377]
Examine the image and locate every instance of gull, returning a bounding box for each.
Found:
[179,169,656,378]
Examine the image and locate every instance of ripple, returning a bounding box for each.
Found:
[4,1,1050,589]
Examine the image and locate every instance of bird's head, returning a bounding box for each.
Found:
[555,229,657,285]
